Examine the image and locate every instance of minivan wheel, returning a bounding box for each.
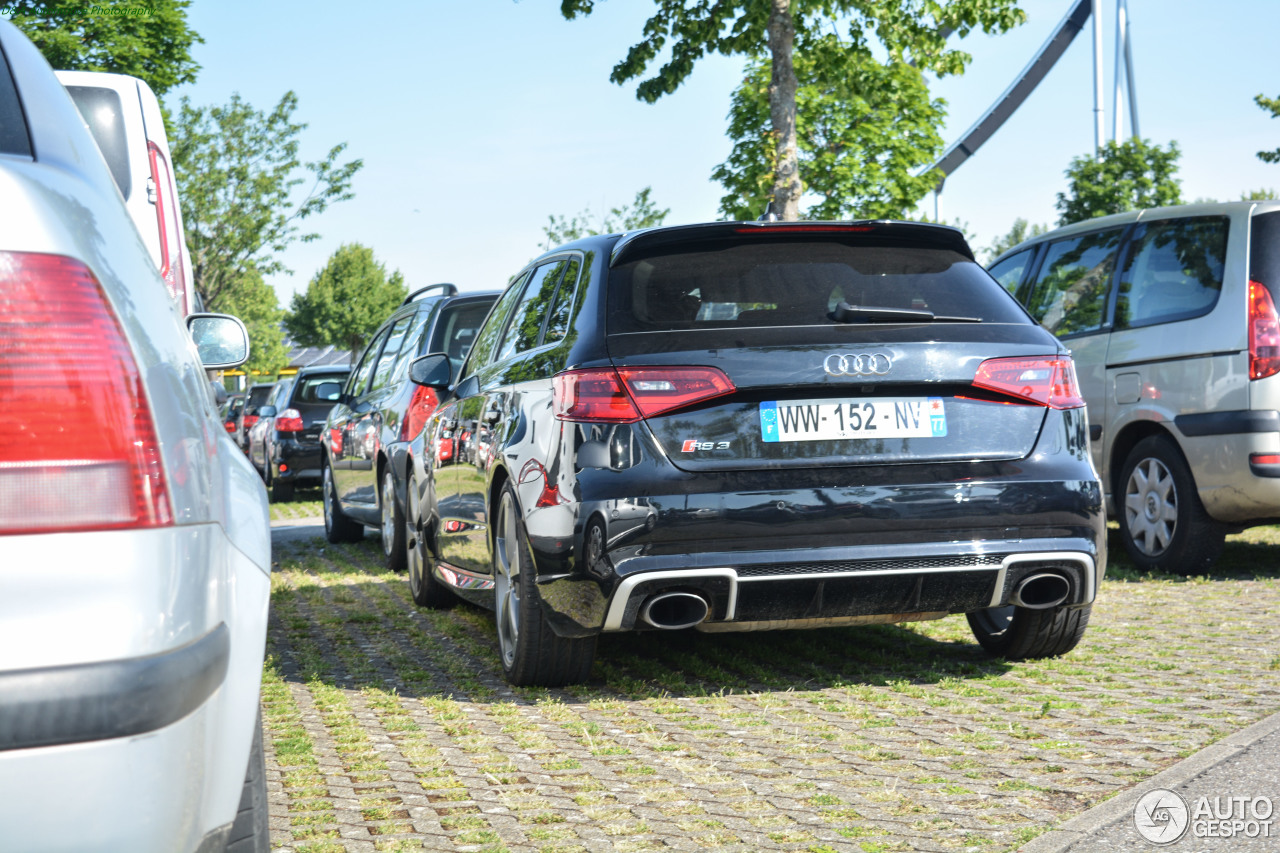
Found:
[323,461,363,544]
[406,470,453,609]
[493,484,595,687]
[1118,436,1225,574]
[967,603,1091,659]
[381,468,407,573]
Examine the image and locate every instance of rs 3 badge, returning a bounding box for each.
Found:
[682,439,731,452]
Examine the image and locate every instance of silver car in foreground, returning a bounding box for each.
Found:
[0,22,271,853]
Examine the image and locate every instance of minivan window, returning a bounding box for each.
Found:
[1022,228,1123,336]
[988,248,1035,296]
[495,260,567,362]
[65,86,130,199]
[1115,216,1228,329]
[609,239,1028,333]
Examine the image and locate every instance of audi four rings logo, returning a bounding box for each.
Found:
[823,353,893,376]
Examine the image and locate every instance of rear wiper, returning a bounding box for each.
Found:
[830,301,982,324]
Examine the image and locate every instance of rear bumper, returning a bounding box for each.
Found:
[599,542,1099,633]
[275,438,324,486]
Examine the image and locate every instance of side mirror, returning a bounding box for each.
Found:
[257,405,277,418]
[186,313,250,369]
[410,352,453,388]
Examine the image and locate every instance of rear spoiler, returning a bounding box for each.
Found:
[610,220,976,266]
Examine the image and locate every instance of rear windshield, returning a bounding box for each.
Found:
[607,239,1028,333]
[291,373,348,404]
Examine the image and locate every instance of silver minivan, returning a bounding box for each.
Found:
[990,201,1280,573]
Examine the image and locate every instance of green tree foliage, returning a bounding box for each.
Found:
[561,0,1024,220]
[984,217,1048,263]
[171,91,362,312]
[6,0,201,97]
[1055,138,1182,226]
[1242,188,1279,201]
[217,267,289,376]
[1257,93,1280,164]
[285,244,407,361]
[542,186,669,249]
[715,43,944,220]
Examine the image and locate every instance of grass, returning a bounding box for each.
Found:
[261,523,1280,852]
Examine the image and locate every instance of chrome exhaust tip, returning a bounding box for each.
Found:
[1011,572,1072,610]
[639,592,710,630]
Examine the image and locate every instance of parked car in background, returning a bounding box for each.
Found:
[247,378,293,478]
[0,20,270,851]
[236,382,276,453]
[322,284,500,569]
[57,69,195,316]
[990,201,1280,574]
[251,366,350,502]
[400,221,1106,687]
[222,392,246,436]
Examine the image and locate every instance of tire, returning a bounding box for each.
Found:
[1117,435,1225,574]
[380,467,407,573]
[406,469,454,608]
[270,477,294,503]
[967,603,1092,660]
[322,460,363,544]
[493,484,595,687]
[224,712,268,853]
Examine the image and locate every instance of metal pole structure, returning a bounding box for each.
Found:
[1092,0,1105,157]
[1123,0,1140,140]
[1112,0,1125,141]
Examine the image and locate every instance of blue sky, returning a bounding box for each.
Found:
[168,0,1280,304]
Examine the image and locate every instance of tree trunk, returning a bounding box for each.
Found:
[767,0,801,220]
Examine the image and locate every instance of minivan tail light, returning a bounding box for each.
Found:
[0,252,172,534]
[972,357,1085,409]
[1248,280,1280,380]
[554,367,735,422]
[148,141,188,315]
[400,385,440,442]
[276,409,304,434]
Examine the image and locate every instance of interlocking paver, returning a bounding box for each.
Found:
[262,533,1280,851]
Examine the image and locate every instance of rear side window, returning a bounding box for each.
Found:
[1115,216,1228,328]
[544,257,582,344]
[65,86,130,199]
[495,260,567,362]
[1023,228,1124,336]
[988,248,1035,296]
[348,326,391,397]
[370,314,414,392]
[464,272,529,377]
[609,239,1027,333]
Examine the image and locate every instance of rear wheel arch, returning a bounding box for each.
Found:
[487,465,511,553]
[1107,421,1178,506]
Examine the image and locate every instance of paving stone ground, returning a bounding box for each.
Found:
[262,531,1280,853]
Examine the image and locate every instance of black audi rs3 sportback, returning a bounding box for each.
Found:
[403,221,1107,686]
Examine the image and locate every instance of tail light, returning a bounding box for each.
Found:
[224,420,236,433]
[972,357,1085,409]
[147,141,189,315]
[0,252,172,534]
[400,385,440,442]
[1249,280,1280,380]
[242,414,259,431]
[553,366,735,422]
[276,408,304,434]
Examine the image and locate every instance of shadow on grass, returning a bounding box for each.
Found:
[1103,522,1280,584]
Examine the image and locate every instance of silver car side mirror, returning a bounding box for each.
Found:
[187,313,250,370]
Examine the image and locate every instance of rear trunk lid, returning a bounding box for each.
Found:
[604,224,1066,472]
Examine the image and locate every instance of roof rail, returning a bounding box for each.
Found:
[402,282,458,306]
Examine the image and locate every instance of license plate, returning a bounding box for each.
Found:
[760,397,947,443]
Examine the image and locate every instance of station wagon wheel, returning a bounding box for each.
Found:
[1117,436,1224,574]
[381,467,407,573]
[322,460,363,544]
[967,603,1091,659]
[492,483,596,687]
[406,470,453,608]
